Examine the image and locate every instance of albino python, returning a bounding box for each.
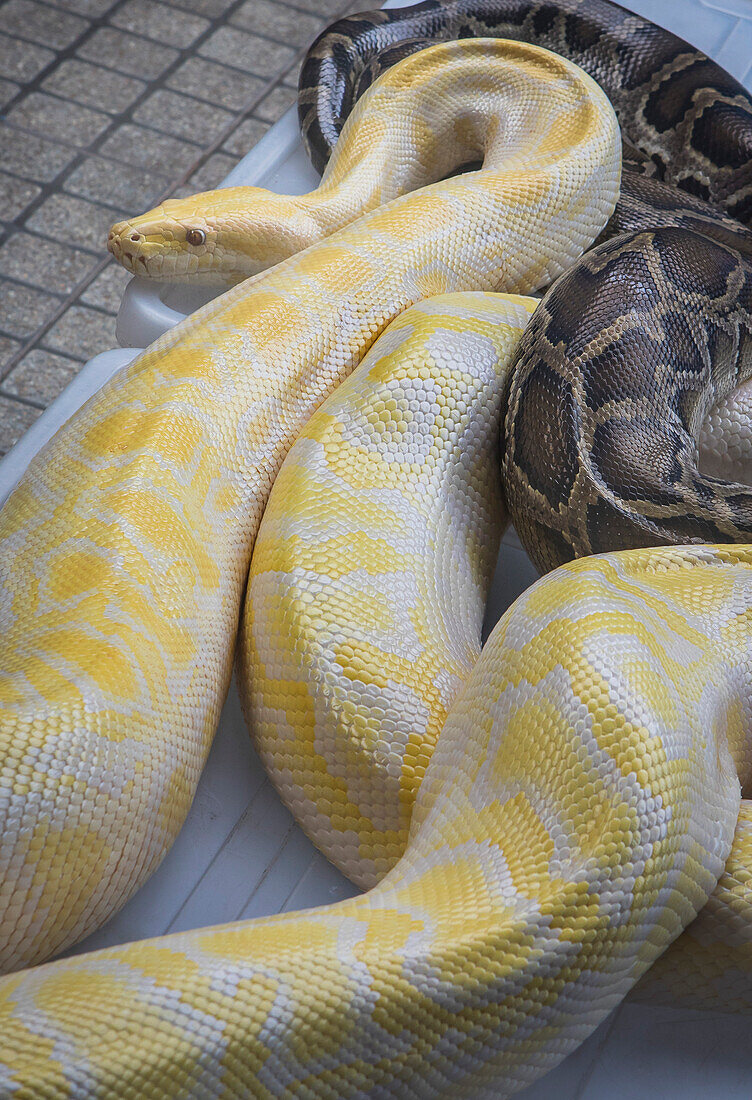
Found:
[106,0,752,285]
[3,288,752,1097]
[108,34,619,285]
[0,38,620,977]
[1,20,751,1100]
[300,0,752,224]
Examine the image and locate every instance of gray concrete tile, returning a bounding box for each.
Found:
[0,397,42,456]
[65,155,171,213]
[6,92,111,148]
[133,88,235,143]
[199,26,297,77]
[231,0,324,48]
[47,0,119,13]
[163,0,235,14]
[0,232,96,295]
[110,0,210,48]
[221,115,269,157]
[167,183,196,199]
[253,83,295,124]
[0,123,78,182]
[182,151,237,191]
[99,123,200,172]
[287,0,354,14]
[0,334,23,379]
[43,304,116,359]
[80,261,130,311]
[166,55,266,111]
[0,171,41,221]
[0,34,54,82]
[0,76,19,107]
[43,59,146,112]
[0,280,61,339]
[77,27,179,81]
[27,193,129,252]
[0,0,89,49]
[3,348,82,405]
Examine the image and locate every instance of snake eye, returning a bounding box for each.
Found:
[186,228,206,247]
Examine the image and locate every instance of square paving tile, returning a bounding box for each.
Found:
[0,280,61,340]
[0,172,42,222]
[166,55,266,111]
[0,0,89,50]
[182,151,237,190]
[80,260,131,311]
[287,0,357,15]
[231,0,325,48]
[163,0,236,14]
[133,88,235,143]
[0,333,23,380]
[0,76,19,106]
[199,26,297,78]
[253,83,295,124]
[77,27,180,81]
[0,123,79,182]
[3,348,82,405]
[0,33,54,82]
[0,232,97,296]
[43,58,146,112]
[0,0,362,446]
[26,193,129,253]
[6,91,111,148]
[0,396,42,456]
[43,303,117,360]
[221,115,269,157]
[99,123,200,173]
[47,0,120,14]
[110,0,210,48]
[65,155,172,213]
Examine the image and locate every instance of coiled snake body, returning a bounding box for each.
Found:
[109,0,752,284]
[299,0,752,224]
[3,289,752,1097]
[2,12,752,1100]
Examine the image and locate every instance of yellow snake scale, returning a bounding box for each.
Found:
[0,33,750,1099]
[2,280,752,1092]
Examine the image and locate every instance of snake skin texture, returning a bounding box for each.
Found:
[502,228,752,573]
[107,0,752,288]
[107,38,612,284]
[242,292,537,889]
[299,0,752,227]
[242,284,752,1015]
[0,40,620,975]
[2,522,752,1093]
[633,800,752,1013]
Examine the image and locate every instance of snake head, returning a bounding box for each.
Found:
[107,200,226,284]
[107,188,325,285]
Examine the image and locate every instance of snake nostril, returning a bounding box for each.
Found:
[129,232,142,243]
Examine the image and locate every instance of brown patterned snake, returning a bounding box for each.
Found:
[108,0,752,284]
[2,23,751,1100]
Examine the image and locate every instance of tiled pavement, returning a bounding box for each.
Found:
[2,0,752,459]
[0,0,362,456]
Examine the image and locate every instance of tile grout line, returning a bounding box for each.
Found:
[0,0,353,383]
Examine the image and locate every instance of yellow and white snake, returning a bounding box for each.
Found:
[2,32,751,1100]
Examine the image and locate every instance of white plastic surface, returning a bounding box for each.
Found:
[2,2,752,1096]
